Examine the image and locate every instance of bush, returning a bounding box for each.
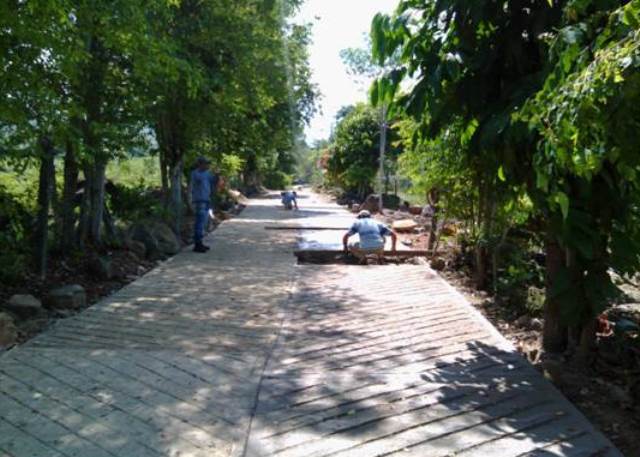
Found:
[108,183,165,222]
[0,186,30,282]
[263,170,292,190]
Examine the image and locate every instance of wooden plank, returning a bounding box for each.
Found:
[294,249,430,258]
[265,226,347,230]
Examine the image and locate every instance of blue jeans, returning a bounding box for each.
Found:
[193,201,210,244]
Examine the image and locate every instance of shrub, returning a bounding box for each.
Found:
[263,170,292,190]
[0,186,30,282]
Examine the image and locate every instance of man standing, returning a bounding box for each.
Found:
[190,156,220,253]
[343,210,397,262]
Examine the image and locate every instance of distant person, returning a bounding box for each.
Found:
[343,210,397,262]
[189,156,222,253]
[281,190,298,210]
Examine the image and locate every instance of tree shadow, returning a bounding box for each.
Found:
[0,196,619,457]
[245,265,620,457]
[0,197,299,457]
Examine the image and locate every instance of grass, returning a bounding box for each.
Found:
[0,162,41,210]
[107,156,161,188]
[0,155,161,192]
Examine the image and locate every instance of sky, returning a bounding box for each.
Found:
[293,0,398,144]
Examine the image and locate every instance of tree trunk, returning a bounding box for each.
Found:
[169,157,183,235]
[160,149,169,207]
[543,238,568,353]
[34,138,56,279]
[77,165,91,247]
[474,245,488,289]
[60,141,79,253]
[88,159,107,244]
[243,154,261,194]
[102,204,117,243]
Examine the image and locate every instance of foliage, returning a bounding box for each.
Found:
[371,0,640,356]
[0,0,316,280]
[107,157,161,189]
[325,104,382,198]
[520,0,640,327]
[0,185,30,282]
[263,169,293,190]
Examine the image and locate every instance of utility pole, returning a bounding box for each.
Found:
[378,104,387,213]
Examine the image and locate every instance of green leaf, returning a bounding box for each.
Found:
[553,192,570,219]
[497,166,506,182]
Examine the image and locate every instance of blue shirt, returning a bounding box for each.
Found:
[348,219,391,250]
[282,192,297,204]
[190,169,218,203]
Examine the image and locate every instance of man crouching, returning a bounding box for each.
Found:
[343,210,397,263]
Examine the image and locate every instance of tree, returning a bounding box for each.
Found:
[372,0,640,362]
[519,0,640,358]
[326,104,384,199]
[1,0,76,275]
[1,0,316,279]
[372,0,561,289]
[341,40,400,208]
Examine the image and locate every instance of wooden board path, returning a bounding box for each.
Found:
[0,190,622,457]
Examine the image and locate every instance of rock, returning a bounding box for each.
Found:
[406,257,429,266]
[0,312,17,347]
[440,225,457,236]
[382,194,401,210]
[147,248,167,262]
[127,239,147,259]
[430,258,446,271]
[150,222,181,255]
[610,384,632,406]
[392,219,419,233]
[541,359,564,384]
[408,205,423,216]
[89,256,113,280]
[129,223,160,257]
[530,318,544,331]
[360,194,381,213]
[157,239,180,256]
[227,189,248,204]
[137,266,147,276]
[46,285,86,310]
[515,315,531,327]
[6,294,43,317]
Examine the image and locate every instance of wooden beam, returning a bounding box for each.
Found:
[265,226,347,231]
[294,249,430,258]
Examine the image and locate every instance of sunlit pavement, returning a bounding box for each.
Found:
[0,190,621,457]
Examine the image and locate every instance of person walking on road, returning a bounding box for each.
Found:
[343,210,397,263]
[189,156,222,253]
